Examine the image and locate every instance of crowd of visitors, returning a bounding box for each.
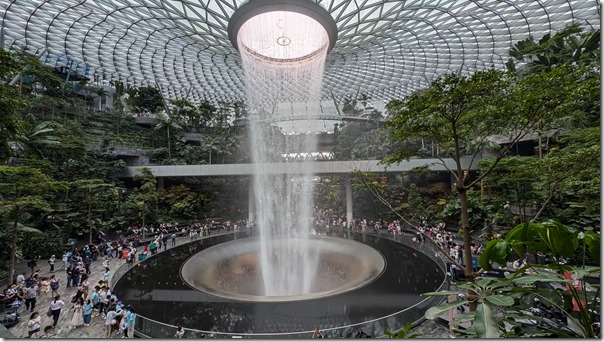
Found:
[2,214,514,338]
[1,220,219,338]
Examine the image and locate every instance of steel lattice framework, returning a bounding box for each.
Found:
[0,0,600,104]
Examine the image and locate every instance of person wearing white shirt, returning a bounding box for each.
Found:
[16,272,26,285]
[27,312,42,337]
[49,295,66,327]
[174,325,185,338]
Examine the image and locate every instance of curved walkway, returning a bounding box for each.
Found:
[5,231,215,339]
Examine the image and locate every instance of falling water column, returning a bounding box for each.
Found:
[235,9,331,296]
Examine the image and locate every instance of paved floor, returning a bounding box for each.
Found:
[6,233,200,339]
[5,230,454,339]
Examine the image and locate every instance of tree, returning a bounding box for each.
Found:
[154,113,183,159]
[94,87,108,111]
[0,48,62,163]
[123,84,139,112]
[169,98,200,131]
[131,86,163,114]
[383,66,579,309]
[158,184,201,220]
[0,166,67,282]
[507,24,600,75]
[129,168,157,239]
[72,179,117,244]
[341,97,363,116]
[198,100,217,129]
[0,50,27,162]
[10,120,60,158]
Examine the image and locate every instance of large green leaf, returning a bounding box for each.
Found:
[504,222,534,256]
[584,231,600,263]
[424,300,469,320]
[475,277,498,288]
[421,290,465,297]
[511,274,571,285]
[15,222,43,234]
[485,295,515,307]
[570,265,600,281]
[478,239,511,271]
[451,312,475,324]
[534,221,578,257]
[505,222,534,243]
[474,303,500,338]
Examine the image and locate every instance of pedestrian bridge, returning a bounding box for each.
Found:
[123,157,478,178]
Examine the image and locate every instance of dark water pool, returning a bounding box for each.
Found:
[112,231,446,338]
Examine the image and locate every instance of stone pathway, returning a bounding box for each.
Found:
[6,232,201,339]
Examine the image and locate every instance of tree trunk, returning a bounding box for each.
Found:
[452,123,477,312]
[141,212,146,240]
[167,126,171,159]
[88,201,93,245]
[458,187,478,311]
[8,219,18,285]
[538,131,543,159]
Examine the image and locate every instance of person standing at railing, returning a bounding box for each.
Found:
[174,325,185,338]
[124,305,136,338]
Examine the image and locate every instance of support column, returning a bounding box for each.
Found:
[345,176,353,225]
[157,177,164,190]
[248,182,256,223]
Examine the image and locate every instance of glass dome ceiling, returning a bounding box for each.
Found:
[0,0,599,104]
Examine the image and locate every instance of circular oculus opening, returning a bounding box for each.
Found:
[237,11,329,62]
[228,0,338,60]
[181,236,386,302]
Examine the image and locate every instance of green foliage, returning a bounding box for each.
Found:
[332,122,396,160]
[131,86,164,113]
[507,24,600,75]
[154,112,183,159]
[71,179,117,243]
[0,49,61,162]
[423,262,600,338]
[384,322,421,338]
[479,220,598,271]
[10,120,60,158]
[313,177,345,216]
[0,165,67,281]
[127,168,158,233]
[168,98,213,131]
[438,190,494,229]
[157,184,201,221]
[18,232,65,259]
[384,69,511,164]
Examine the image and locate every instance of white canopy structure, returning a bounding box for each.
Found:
[0,0,599,104]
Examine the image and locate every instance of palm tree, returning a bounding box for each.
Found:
[154,114,182,159]
[10,120,60,158]
[358,93,371,109]
[507,24,600,74]
[203,135,220,164]
[94,87,109,111]
[368,109,383,129]
[124,85,138,113]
